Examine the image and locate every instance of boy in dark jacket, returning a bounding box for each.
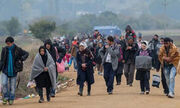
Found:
[0,37,29,105]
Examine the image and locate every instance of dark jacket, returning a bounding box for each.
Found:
[0,44,29,76]
[124,43,139,63]
[76,49,94,85]
[44,39,66,63]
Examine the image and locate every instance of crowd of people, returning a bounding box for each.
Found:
[0,25,180,106]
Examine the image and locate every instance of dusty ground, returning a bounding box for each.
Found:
[1,67,180,108]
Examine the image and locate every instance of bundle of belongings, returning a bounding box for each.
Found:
[135,56,152,70]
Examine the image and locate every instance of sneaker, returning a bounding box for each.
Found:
[39,98,44,103]
[146,91,150,95]
[108,91,113,95]
[87,92,91,96]
[116,82,121,85]
[168,92,175,98]
[2,99,8,105]
[129,83,133,87]
[47,96,51,102]
[140,91,145,95]
[8,100,14,105]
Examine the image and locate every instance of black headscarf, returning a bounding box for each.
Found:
[44,39,56,62]
[39,46,48,66]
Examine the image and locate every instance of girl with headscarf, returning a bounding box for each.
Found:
[30,46,56,103]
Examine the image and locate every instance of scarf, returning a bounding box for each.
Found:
[8,44,15,77]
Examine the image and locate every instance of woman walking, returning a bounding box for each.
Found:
[76,42,95,96]
[30,46,56,103]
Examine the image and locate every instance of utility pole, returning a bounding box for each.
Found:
[163,0,168,36]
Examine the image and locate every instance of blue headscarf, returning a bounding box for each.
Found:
[8,44,15,77]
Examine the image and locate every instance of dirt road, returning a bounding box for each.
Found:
[1,69,180,108]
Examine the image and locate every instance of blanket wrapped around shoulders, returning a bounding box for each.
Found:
[30,50,56,89]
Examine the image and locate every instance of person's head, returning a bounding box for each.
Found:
[79,42,87,51]
[120,36,124,40]
[74,36,78,41]
[160,37,164,44]
[44,39,52,50]
[153,34,159,40]
[5,37,14,47]
[127,37,134,45]
[125,25,132,33]
[107,36,114,45]
[39,46,46,56]
[94,30,99,34]
[138,32,142,42]
[141,42,147,50]
[97,34,102,40]
[98,42,103,48]
[163,37,171,48]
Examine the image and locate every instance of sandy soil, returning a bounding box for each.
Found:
[1,68,180,108]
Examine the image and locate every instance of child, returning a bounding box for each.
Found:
[63,51,71,71]
[136,42,152,95]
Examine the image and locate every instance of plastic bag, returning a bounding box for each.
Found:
[152,74,160,88]
[27,81,36,88]
[56,61,65,74]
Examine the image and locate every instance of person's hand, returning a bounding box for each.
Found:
[44,67,48,71]
[166,57,172,62]
[122,60,125,63]
[156,69,160,72]
[105,45,109,49]
[128,46,132,49]
[82,64,86,68]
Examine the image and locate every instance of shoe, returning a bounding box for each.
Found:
[116,82,121,85]
[47,96,51,102]
[146,91,150,95]
[78,92,83,96]
[39,98,44,103]
[2,99,8,105]
[108,91,113,95]
[8,100,14,105]
[50,94,55,98]
[87,92,91,96]
[168,92,175,98]
[129,83,133,87]
[140,91,145,95]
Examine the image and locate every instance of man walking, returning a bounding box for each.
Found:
[159,37,180,98]
[100,36,119,94]
[0,37,29,105]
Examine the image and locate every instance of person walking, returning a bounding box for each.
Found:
[76,42,94,96]
[99,36,119,94]
[0,37,29,105]
[159,37,180,98]
[30,46,56,103]
[124,37,139,86]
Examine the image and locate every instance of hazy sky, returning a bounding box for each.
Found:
[0,0,179,22]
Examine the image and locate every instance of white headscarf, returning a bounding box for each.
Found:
[80,42,87,49]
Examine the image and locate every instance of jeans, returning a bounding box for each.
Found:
[71,56,77,70]
[164,65,176,94]
[104,63,115,92]
[2,73,17,100]
[161,68,169,94]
